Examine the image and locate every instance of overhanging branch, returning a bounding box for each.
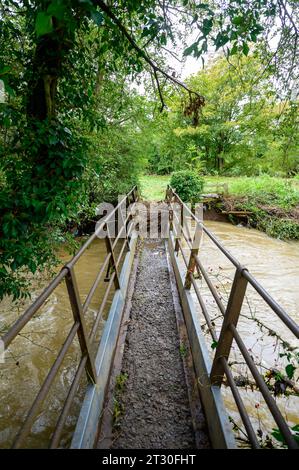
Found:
[93,0,204,103]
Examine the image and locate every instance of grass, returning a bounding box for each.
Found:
[139,174,170,200]
[204,175,299,209]
[179,343,188,358]
[139,174,299,239]
[139,174,299,208]
[113,373,128,427]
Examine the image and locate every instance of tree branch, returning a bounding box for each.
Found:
[93,0,204,101]
[278,0,299,36]
[153,68,166,112]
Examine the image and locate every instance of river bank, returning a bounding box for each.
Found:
[204,195,299,240]
[140,175,299,240]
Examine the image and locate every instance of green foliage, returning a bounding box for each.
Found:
[145,55,299,177]
[228,176,299,209]
[115,372,128,392]
[256,216,299,240]
[0,0,298,300]
[219,175,299,240]
[170,170,204,203]
[179,343,188,358]
[272,424,299,446]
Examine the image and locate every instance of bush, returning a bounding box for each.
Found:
[170,170,204,202]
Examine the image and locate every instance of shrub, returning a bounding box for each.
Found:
[170,170,204,202]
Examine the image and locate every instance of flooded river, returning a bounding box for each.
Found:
[0,223,298,447]
[0,239,113,448]
[179,221,299,446]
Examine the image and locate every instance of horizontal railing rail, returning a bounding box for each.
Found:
[166,185,299,449]
[1,186,139,448]
[202,181,228,196]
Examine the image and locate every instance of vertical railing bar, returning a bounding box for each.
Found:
[194,255,226,316]
[176,238,218,341]
[105,224,120,290]
[12,322,80,449]
[115,221,135,270]
[65,268,97,383]
[89,272,116,343]
[190,274,218,343]
[170,209,181,253]
[184,221,201,289]
[230,324,298,449]
[49,355,87,448]
[220,357,260,449]
[114,202,131,252]
[210,267,248,386]
[82,253,112,313]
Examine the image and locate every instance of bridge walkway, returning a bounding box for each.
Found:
[97,238,210,449]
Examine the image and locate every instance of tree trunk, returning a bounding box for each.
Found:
[26,33,69,121]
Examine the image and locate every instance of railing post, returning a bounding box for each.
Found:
[184,248,198,289]
[174,197,183,253]
[166,185,171,203]
[65,267,97,383]
[134,186,139,202]
[210,267,248,386]
[119,198,131,252]
[184,223,201,289]
[105,225,120,290]
[169,207,173,232]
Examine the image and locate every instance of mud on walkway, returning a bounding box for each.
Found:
[109,239,209,449]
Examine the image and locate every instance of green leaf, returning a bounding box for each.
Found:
[285,363,296,379]
[160,32,167,46]
[91,10,104,26]
[242,42,250,56]
[215,33,229,50]
[292,424,299,433]
[229,43,238,56]
[211,341,218,350]
[191,13,198,25]
[201,18,213,36]
[271,428,284,443]
[47,1,67,20]
[272,425,299,445]
[232,16,243,26]
[183,43,197,57]
[35,12,53,37]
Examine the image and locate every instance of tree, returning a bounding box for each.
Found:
[0,0,298,298]
[146,53,298,176]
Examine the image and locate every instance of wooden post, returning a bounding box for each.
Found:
[65,267,97,383]
[184,222,201,289]
[210,267,248,386]
[105,224,120,290]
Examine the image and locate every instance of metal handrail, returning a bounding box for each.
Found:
[166,185,299,449]
[1,186,138,448]
[168,186,299,338]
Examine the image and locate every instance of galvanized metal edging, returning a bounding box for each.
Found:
[167,232,236,449]
[71,235,138,449]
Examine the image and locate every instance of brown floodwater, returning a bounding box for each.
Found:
[0,223,298,448]
[0,238,116,448]
[178,220,299,446]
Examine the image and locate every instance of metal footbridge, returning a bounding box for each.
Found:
[1,186,298,449]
